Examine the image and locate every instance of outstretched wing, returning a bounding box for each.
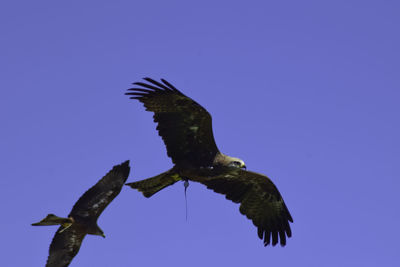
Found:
[191,168,293,246]
[126,78,219,167]
[46,225,86,267]
[69,160,130,220]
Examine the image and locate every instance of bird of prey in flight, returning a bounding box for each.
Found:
[32,160,130,267]
[125,78,293,246]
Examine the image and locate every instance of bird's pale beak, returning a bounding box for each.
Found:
[242,165,247,170]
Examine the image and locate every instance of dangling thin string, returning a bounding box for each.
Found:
[184,180,189,221]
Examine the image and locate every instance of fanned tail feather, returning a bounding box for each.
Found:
[126,170,182,197]
[31,214,73,227]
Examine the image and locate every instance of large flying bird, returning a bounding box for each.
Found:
[32,161,130,267]
[125,78,293,246]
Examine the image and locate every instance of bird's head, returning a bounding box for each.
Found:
[91,226,106,238]
[227,157,247,170]
[98,231,106,238]
[213,153,246,170]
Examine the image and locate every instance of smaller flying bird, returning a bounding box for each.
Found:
[32,160,130,267]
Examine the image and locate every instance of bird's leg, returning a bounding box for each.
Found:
[59,222,73,233]
[183,180,189,221]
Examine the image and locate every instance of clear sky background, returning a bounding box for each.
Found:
[1,1,399,266]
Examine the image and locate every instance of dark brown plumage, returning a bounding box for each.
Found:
[127,78,218,167]
[32,160,130,267]
[187,168,293,246]
[126,78,293,246]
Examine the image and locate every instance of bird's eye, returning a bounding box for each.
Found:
[233,161,241,166]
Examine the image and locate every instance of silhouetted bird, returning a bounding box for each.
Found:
[125,78,293,246]
[32,160,130,266]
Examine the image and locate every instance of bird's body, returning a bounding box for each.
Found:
[126,78,293,246]
[32,161,130,267]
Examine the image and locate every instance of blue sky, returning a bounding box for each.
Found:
[1,1,399,266]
